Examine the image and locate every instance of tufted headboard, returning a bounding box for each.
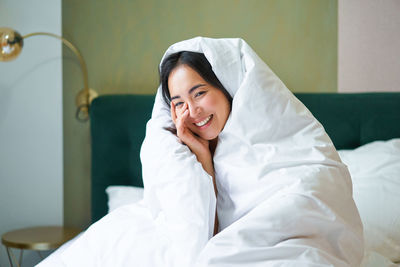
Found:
[90,92,400,223]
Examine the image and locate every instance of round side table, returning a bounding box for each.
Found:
[1,226,81,267]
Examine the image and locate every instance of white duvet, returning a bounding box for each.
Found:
[37,37,364,267]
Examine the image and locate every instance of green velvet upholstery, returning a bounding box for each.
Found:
[296,93,400,149]
[90,93,400,223]
[90,95,154,222]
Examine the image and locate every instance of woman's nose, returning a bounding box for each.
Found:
[188,102,200,117]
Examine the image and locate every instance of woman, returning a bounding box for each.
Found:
[39,37,364,267]
[160,51,233,235]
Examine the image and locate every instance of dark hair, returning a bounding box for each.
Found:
[159,51,233,106]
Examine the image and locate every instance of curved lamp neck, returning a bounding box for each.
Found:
[0,28,97,122]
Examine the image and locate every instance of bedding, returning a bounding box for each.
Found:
[92,139,400,267]
[39,138,400,267]
[36,37,365,266]
[37,137,400,267]
[106,137,400,263]
[104,138,400,265]
[361,251,399,267]
[338,138,400,263]
[106,185,144,213]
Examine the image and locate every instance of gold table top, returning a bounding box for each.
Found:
[1,226,81,250]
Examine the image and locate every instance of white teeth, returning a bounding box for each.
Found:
[195,115,212,127]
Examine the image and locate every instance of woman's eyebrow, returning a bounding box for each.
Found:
[171,84,206,100]
[188,84,206,94]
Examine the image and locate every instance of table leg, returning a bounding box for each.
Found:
[5,246,21,267]
[5,246,13,267]
[19,249,23,267]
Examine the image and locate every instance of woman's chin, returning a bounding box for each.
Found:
[199,131,219,141]
[192,125,220,141]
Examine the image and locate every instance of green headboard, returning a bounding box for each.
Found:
[90,93,400,223]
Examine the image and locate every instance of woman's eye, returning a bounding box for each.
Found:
[174,102,183,107]
[195,91,206,98]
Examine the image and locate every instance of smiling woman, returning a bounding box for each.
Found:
[160,53,233,235]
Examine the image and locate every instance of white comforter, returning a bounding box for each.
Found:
[38,37,364,267]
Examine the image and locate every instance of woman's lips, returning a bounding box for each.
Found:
[194,114,213,129]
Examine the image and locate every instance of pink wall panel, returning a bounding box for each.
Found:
[338,0,400,92]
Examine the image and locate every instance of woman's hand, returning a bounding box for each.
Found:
[171,102,215,178]
[171,102,210,157]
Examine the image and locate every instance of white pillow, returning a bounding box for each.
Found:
[105,186,144,213]
[338,138,400,262]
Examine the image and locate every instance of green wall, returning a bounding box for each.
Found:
[62,0,337,228]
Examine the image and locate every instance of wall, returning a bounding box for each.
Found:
[0,0,63,266]
[338,0,400,92]
[62,0,338,228]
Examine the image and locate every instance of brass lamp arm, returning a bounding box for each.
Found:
[23,32,89,94]
[22,32,94,121]
[1,28,98,121]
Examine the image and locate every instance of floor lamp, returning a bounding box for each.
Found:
[0,27,98,122]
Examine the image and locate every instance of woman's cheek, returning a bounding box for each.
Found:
[202,96,217,109]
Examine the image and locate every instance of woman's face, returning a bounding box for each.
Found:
[168,64,231,141]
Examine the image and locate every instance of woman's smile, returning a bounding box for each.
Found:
[194,114,213,128]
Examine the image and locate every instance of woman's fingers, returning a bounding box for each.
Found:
[176,109,189,135]
[173,103,188,124]
[177,103,187,117]
[181,108,189,120]
[171,102,196,145]
[176,108,191,140]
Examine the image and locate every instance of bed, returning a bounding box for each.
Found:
[90,92,400,220]
[40,92,400,266]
